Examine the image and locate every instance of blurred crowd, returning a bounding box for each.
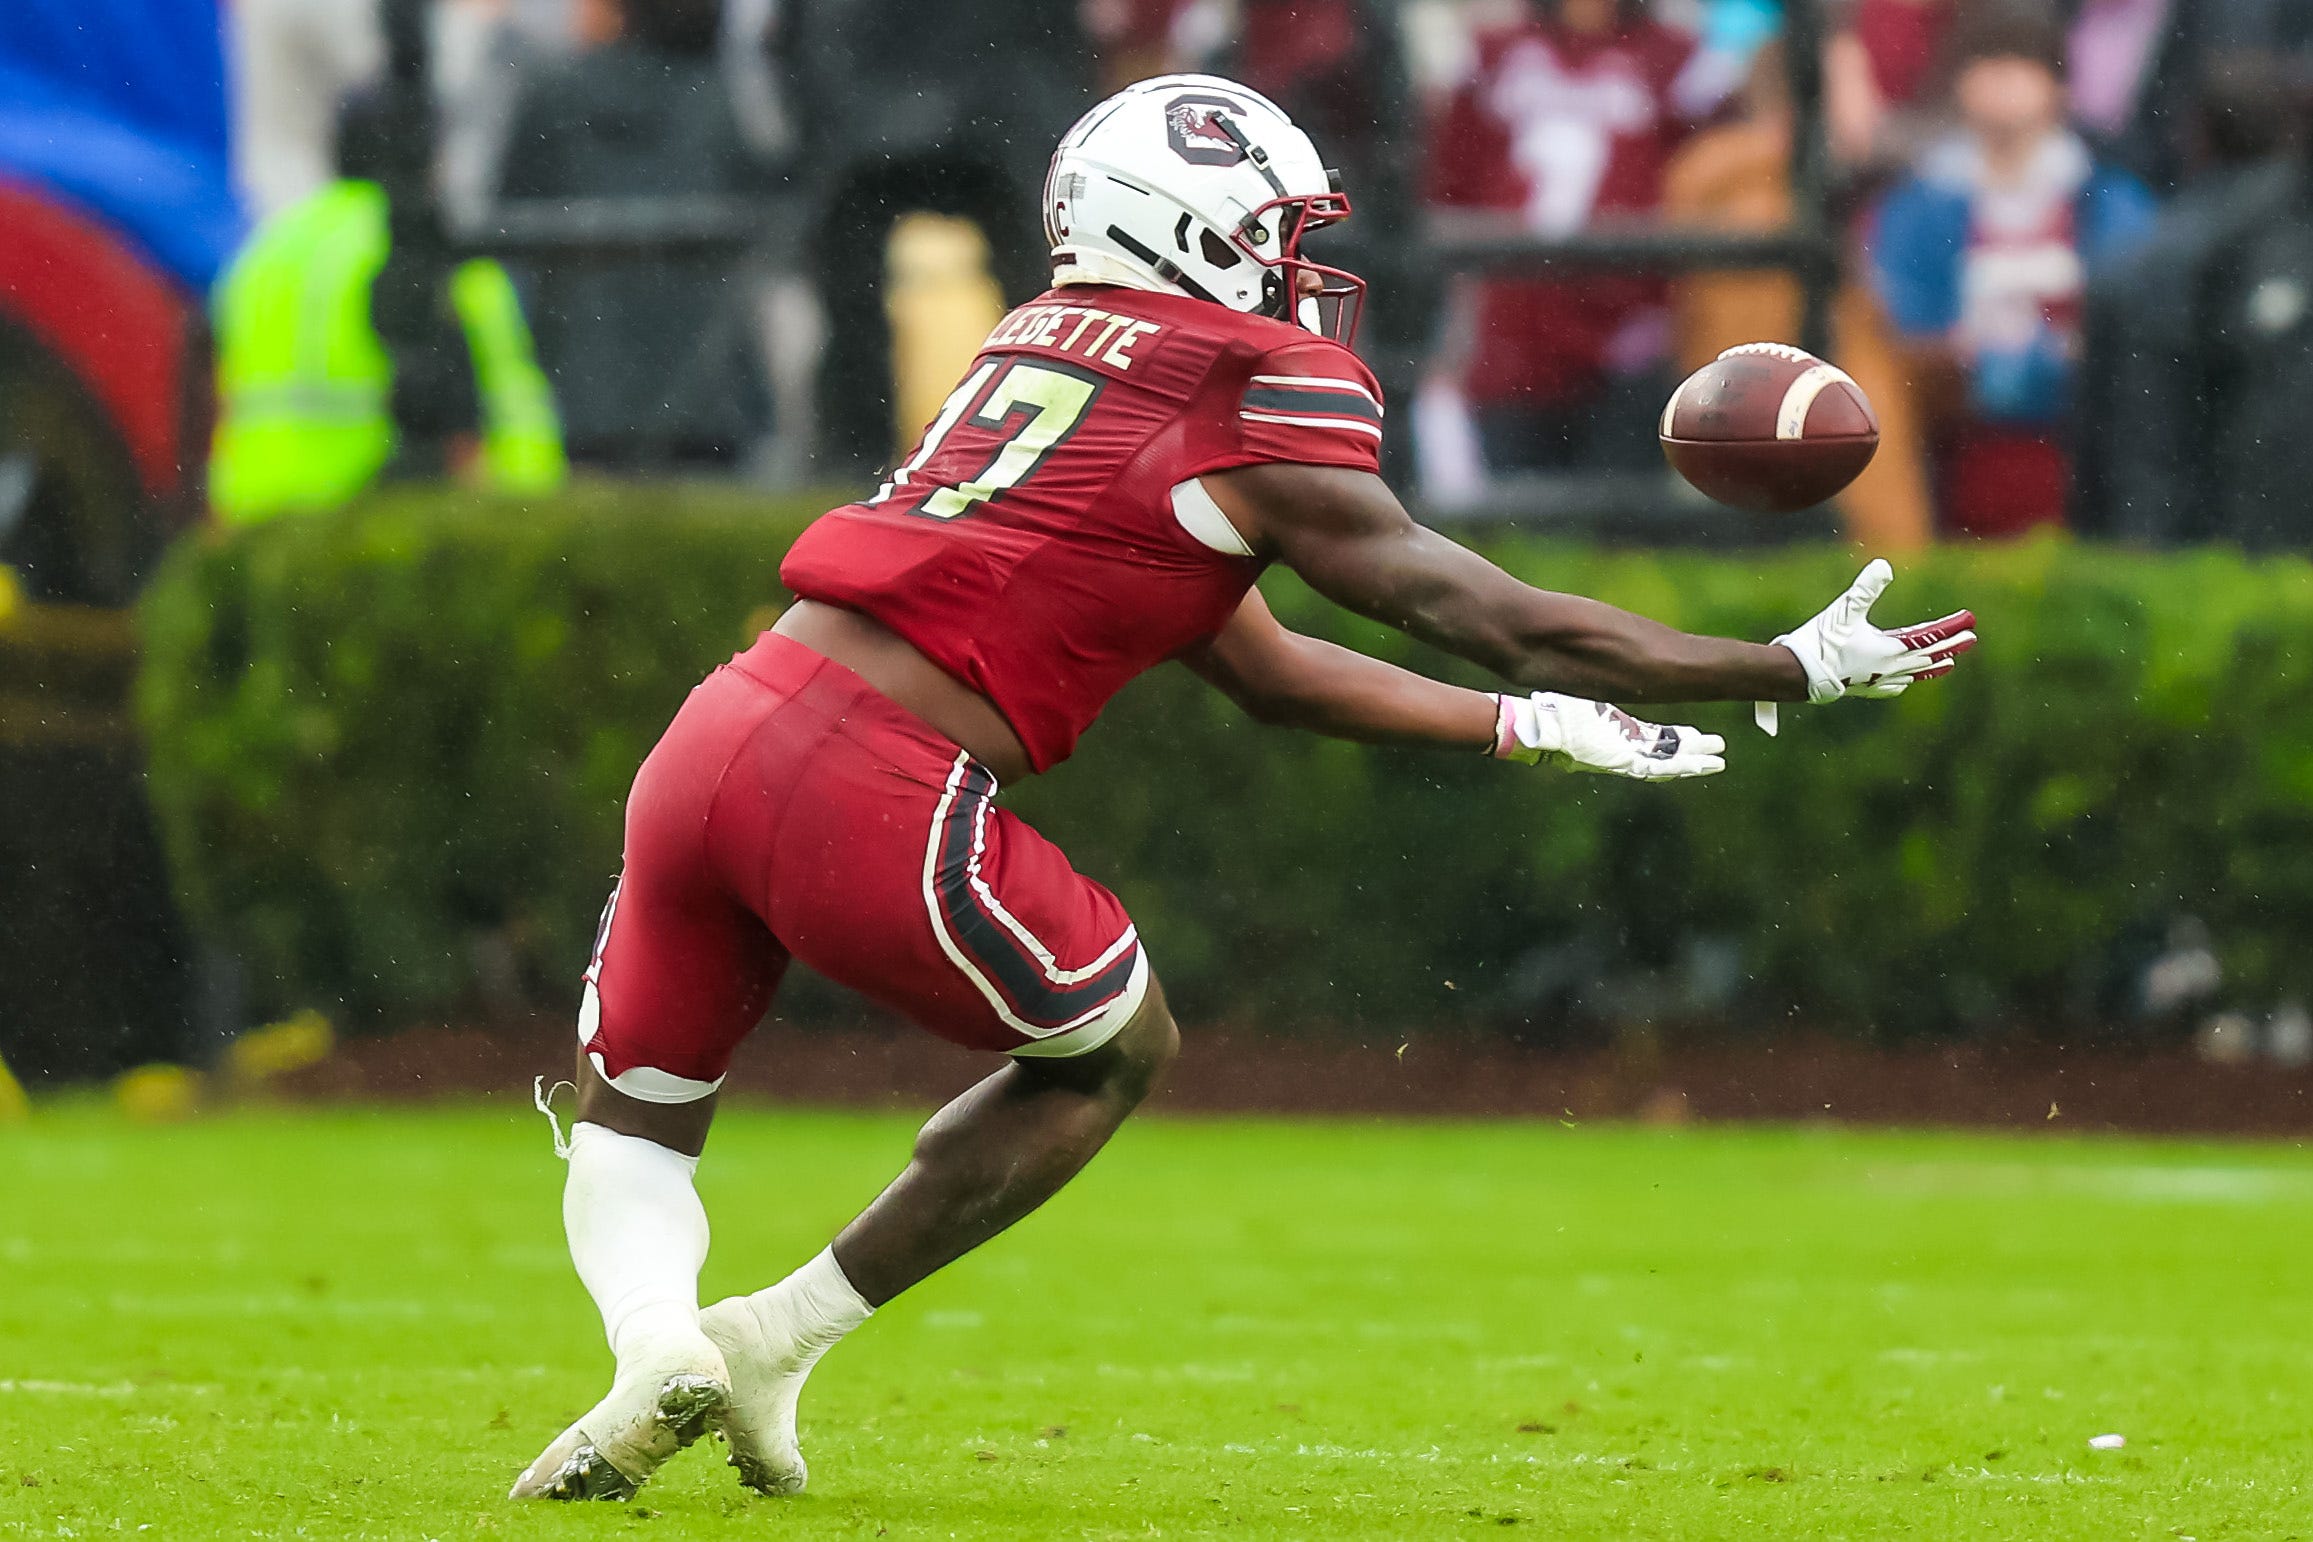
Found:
[1397,0,2313,549]
[222,0,2313,546]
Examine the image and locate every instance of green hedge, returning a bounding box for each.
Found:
[138,484,2313,1037]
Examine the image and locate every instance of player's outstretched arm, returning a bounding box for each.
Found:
[1183,590,1724,780]
[1184,587,1496,748]
[1202,464,1971,708]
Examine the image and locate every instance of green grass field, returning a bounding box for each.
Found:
[3,1104,2310,1540]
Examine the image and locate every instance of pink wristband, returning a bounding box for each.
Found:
[1488,693,1518,758]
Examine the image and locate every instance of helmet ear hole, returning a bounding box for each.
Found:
[1199,229,1243,270]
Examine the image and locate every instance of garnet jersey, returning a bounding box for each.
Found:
[781,283,1384,770]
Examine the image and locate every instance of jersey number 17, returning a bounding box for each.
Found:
[867,360,1104,520]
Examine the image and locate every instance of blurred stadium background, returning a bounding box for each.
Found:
[7,0,2313,1114]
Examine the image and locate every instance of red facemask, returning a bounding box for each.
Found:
[1235,188,1366,345]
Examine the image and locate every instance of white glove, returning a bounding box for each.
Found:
[1491,692,1726,780]
[1755,558,1976,735]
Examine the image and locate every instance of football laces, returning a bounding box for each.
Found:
[1717,341,1817,365]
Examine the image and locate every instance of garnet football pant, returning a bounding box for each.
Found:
[578,634,1150,1100]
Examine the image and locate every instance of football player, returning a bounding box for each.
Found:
[513,74,1974,1501]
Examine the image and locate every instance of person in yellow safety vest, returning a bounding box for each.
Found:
[209,179,566,524]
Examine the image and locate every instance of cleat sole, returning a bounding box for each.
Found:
[540,1444,638,1503]
[518,1373,729,1503]
[655,1374,726,1447]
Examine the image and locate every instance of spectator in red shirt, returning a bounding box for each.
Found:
[1820,0,1957,171]
[1417,0,1721,501]
[1850,0,1956,108]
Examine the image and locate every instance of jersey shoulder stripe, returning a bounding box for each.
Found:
[1242,384,1383,423]
[1249,372,1382,405]
[1240,409,1385,439]
[1185,321,1389,476]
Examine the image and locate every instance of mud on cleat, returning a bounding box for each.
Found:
[509,1368,729,1501]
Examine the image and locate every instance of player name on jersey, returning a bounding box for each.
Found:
[785,285,1385,771]
[983,302,1165,371]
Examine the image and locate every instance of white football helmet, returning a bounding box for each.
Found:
[1042,74,1365,343]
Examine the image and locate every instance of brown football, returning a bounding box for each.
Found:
[1658,343,1880,514]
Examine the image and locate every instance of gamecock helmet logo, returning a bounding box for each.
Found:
[1165,93,1248,166]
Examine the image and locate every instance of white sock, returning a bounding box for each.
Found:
[564,1121,710,1367]
[749,1248,873,1358]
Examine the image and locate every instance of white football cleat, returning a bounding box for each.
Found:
[699,1295,820,1495]
[509,1338,730,1502]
